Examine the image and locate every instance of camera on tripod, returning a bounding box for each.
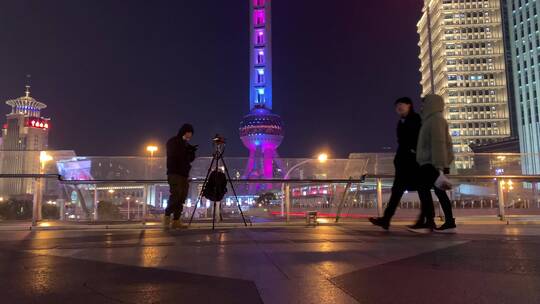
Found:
[189,133,251,229]
[212,134,226,145]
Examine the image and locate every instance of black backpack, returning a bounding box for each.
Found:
[203,170,228,201]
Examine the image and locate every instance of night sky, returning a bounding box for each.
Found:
[0,0,423,158]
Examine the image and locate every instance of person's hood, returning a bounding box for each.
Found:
[421,94,445,119]
[178,123,194,137]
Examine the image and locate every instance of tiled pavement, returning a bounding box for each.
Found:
[1,224,540,303]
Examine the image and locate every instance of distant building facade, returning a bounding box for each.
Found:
[418,0,513,169]
[505,0,540,174]
[0,86,50,196]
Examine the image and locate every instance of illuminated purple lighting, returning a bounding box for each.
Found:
[254,10,265,25]
[240,0,283,186]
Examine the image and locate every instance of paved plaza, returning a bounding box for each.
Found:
[0,223,540,303]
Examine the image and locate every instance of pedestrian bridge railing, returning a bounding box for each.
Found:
[0,174,540,226]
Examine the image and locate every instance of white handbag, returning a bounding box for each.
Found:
[435,171,453,190]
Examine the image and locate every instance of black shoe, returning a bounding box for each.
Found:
[406,219,425,230]
[407,221,435,234]
[369,217,389,230]
[434,220,457,234]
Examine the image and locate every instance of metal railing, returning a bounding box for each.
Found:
[1,173,540,226]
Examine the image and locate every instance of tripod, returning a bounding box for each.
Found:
[188,142,251,229]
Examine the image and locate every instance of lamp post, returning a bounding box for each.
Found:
[281,153,329,221]
[145,145,158,181]
[33,151,53,226]
[498,179,514,220]
[126,196,131,221]
[145,145,158,221]
[136,200,140,219]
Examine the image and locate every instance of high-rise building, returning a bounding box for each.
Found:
[239,0,284,182]
[418,0,513,169]
[0,86,50,196]
[505,0,540,174]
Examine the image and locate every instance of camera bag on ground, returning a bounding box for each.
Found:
[203,170,228,201]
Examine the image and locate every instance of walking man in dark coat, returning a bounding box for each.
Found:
[370,97,431,230]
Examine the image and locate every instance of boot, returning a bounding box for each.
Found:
[407,218,435,234]
[434,218,457,234]
[162,215,171,230]
[406,217,425,230]
[171,219,186,230]
[369,217,390,230]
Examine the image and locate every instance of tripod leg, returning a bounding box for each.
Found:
[189,156,216,225]
[220,157,250,227]
[219,202,224,222]
[212,201,217,230]
[188,187,205,226]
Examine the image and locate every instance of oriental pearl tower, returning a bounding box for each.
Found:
[239,0,284,182]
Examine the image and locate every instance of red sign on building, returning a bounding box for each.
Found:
[26,117,50,130]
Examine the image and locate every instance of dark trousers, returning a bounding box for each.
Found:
[417,165,454,223]
[165,174,189,220]
[382,180,432,222]
[434,188,454,222]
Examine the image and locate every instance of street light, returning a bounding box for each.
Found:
[318,153,329,163]
[498,179,514,220]
[33,151,54,225]
[39,151,53,170]
[146,145,158,157]
[145,145,159,214]
[126,196,131,221]
[284,153,329,180]
[500,179,514,192]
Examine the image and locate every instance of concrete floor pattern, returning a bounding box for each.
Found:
[1,224,540,303]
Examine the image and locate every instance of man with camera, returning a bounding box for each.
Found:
[164,123,197,230]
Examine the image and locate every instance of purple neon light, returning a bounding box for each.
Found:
[254,10,265,25]
[256,31,265,44]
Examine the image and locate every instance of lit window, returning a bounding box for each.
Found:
[256,50,265,64]
[256,88,265,103]
[256,30,265,44]
[257,69,265,83]
[254,10,265,25]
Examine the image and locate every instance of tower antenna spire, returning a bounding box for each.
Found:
[25,74,31,97]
